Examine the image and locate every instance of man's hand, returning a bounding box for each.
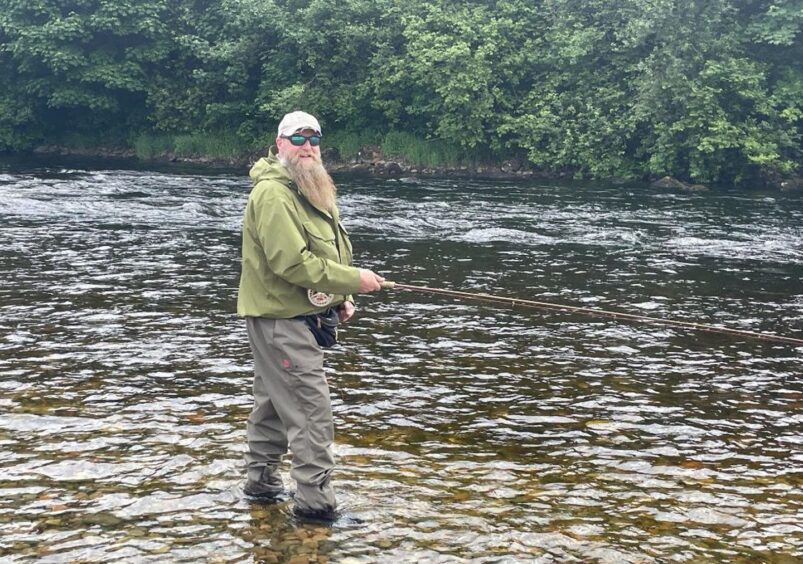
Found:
[338,301,355,323]
[358,269,384,292]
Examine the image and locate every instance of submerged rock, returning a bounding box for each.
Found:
[651,176,686,190]
[650,176,708,192]
[383,161,403,177]
[321,147,340,162]
[780,177,803,192]
[500,159,523,173]
[357,145,382,163]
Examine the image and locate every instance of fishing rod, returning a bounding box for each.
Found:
[380,282,803,347]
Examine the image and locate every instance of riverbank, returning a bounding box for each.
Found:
[28,142,572,180]
[22,143,803,191]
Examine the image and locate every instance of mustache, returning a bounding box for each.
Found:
[292,151,320,160]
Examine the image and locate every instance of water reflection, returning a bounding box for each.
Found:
[0,158,801,561]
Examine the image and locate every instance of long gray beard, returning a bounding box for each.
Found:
[283,154,337,212]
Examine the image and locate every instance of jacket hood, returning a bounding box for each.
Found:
[249,146,291,186]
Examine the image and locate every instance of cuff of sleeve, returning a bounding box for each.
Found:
[326,263,362,295]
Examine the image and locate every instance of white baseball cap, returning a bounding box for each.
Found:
[277,111,322,136]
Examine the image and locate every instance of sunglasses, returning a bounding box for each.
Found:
[282,133,322,147]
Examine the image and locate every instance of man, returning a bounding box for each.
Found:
[237,110,384,520]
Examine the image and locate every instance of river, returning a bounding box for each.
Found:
[1,156,801,562]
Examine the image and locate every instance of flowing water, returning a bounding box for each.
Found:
[1,156,801,563]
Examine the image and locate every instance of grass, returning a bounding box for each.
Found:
[323,129,497,168]
[131,132,253,159]
[173,132,250,158]
[131,134,174,159]
[381,130,496,168]
[58,130,128,149]
[118,128,502,169]
[323,130,376,161]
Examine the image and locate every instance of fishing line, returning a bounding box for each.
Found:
[380,282,803,347]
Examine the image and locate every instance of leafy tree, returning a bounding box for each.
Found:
[498,0,642,177]
[0,0,170,147]
[0,0,799,183]
[366,0,543,150]
[144,0,283,138]
[251,0,388,135]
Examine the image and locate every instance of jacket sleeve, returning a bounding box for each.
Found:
[253,186,361,294]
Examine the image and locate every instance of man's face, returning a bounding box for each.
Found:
[276,128,321,167]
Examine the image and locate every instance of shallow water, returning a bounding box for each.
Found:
[1,157,801,562]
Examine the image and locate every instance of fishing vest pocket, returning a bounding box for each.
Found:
[337,222,353,264]
[302,221,339,261]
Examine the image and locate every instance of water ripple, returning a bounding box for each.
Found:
[0,159,801,561]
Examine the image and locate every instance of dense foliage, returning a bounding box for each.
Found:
[1,0,800,182]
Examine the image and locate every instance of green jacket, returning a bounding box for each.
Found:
[237,148,361,318]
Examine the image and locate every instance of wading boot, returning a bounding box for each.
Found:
[243,466,284,500]
[292,504,338,525]
[292,505,364,526]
